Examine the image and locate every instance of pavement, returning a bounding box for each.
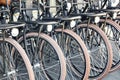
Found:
[102,69,120,80]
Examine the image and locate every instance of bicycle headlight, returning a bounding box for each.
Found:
[94,16,100,23]
[70,20,76,28]
[47,25,53,32]
[11,28,19,37]
[113,12,117,19]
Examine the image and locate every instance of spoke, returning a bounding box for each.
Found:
[40,62,60,71]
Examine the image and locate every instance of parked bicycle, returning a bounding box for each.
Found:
[54,0,113,79]
[0,0,35,80]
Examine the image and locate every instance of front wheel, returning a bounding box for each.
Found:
[17,32,66,80]
[74,24,113,79]
[99,19,120,72]
[54,29,90,80]
[0,38,35,80]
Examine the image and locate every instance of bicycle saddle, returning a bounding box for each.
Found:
[36,18,61,25]
[60,16,81,21]
[80,12,106,17]
[102,9,120,13]
[37,21,59,25]
[0,9,10,13]
[0,23,25,30]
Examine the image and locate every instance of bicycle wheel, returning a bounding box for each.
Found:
[17,32,66,80]
[99,19,120,72]
[0,38,35,80]
[54,29,90,80]
[74,24,113,79]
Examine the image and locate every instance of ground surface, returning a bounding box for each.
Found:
[103,69,120,80]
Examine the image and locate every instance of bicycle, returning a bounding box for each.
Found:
[0,1,35,79]
[55,0,113,79]
[88,0,120,72]
[10,0,67,80]
[19,0,91,80]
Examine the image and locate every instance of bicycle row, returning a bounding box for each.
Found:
[0,0,120,80]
